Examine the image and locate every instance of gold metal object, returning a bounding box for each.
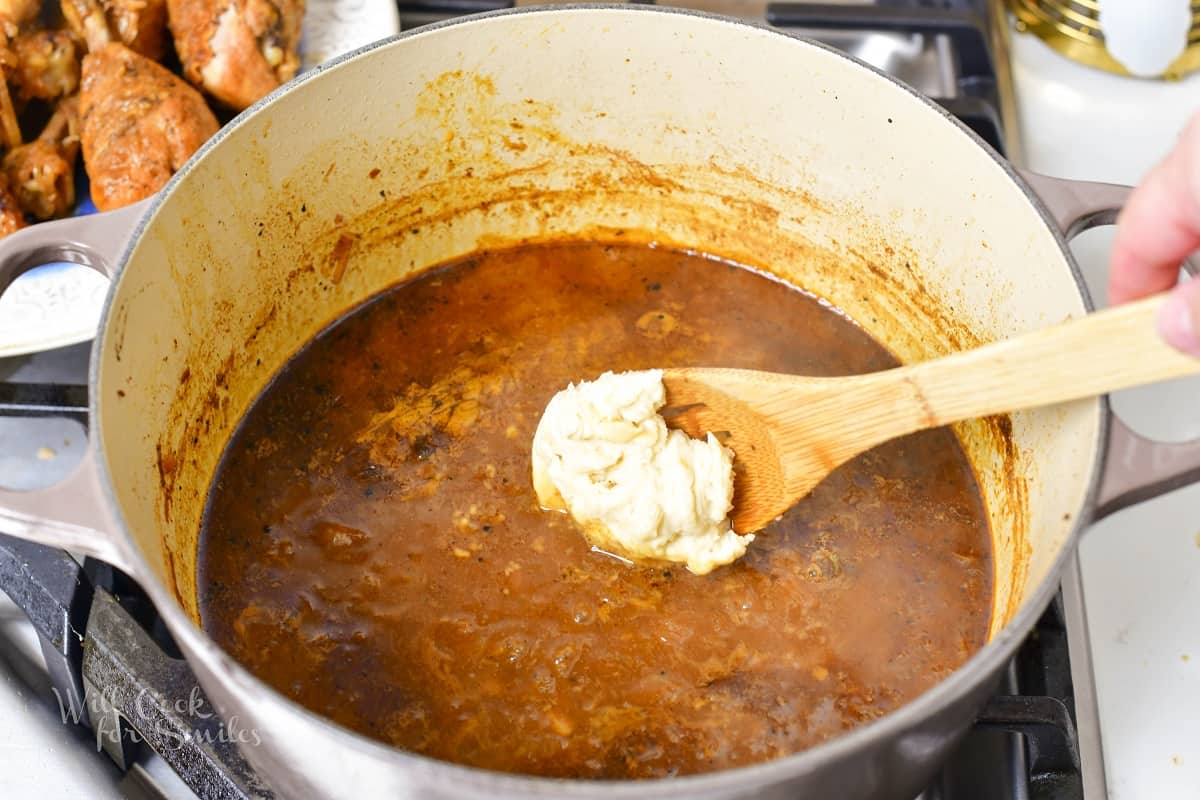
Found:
[1008,0,1200,79]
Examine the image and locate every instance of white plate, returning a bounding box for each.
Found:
[0,0,401,359]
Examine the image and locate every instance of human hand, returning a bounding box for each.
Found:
[1109,112,1200,357]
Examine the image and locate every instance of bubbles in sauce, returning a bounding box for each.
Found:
[198,243,992,779]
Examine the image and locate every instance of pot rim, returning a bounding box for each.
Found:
[86,4,1107,794]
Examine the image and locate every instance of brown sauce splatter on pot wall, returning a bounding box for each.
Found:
[198,243,993,779]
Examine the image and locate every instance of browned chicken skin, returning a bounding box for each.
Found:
[61,0,170,61]
[3,97,81,219]
[0,172,26,233]
[0,0,37,25]
[0,16,23,150]
[80,42,218,210]
[5,139,74,217]
[10,29,82,101]
[167,0,302,110]
[0,0,304,228]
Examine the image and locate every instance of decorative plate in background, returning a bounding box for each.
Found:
[0,0,401,359]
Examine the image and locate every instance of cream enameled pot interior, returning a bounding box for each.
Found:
[95,8,1099,643]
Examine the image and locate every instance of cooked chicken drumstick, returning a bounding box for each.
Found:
[3,96,81,219]
[0,17,21,151]
[0,20,79,225]
[0,0,304,223]
[0,172,25,233]
[10,29,82,101]
[0,0,37,25]
[167,0,302,110]
[61,0,169,61]
[80,42,218,210]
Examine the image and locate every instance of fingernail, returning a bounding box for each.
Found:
[1158,282,1200,357]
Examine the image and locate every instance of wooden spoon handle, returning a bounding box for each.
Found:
[900,292,1199,428]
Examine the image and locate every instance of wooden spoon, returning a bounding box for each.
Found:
[661,292,1200,535]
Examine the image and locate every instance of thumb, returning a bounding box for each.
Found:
[1158,278,1200,357]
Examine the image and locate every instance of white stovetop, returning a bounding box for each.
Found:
[1009,28,1200,800]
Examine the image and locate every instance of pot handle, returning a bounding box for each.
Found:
[0,453,134,572]
[0,198,148,283]
[1019,169,1200,519]
[0,200,151,574]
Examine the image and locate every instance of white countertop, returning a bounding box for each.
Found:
[1009,28,1200,800]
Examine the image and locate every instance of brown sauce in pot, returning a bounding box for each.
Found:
[198,242,993,779]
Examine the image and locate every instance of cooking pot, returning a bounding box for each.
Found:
[0,7,1198,799]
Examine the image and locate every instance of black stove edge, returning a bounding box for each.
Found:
[0,535,267,800]
[976,694,1080,775]
[0,382,88,423]
[82,587,273,800]
[0,534,93,728]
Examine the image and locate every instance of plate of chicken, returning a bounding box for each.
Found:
[0,0,398,356]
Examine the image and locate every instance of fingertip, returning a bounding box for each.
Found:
[1107,248,1173,306]
[1105,154,1200,305]
[1157,280,1200,357]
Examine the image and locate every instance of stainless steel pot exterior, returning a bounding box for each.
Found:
[0,7,1198,800]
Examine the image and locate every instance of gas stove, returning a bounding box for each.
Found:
[0,2,1167,798]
